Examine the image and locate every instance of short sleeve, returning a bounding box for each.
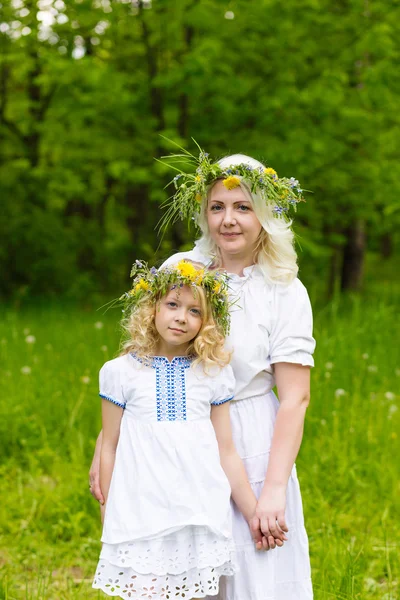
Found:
[210,365,236,406]
[269,278,316,367]
[99,360,126,409]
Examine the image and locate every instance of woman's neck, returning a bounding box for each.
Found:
[219,252,255,276]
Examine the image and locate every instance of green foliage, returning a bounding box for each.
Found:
[0,0,400,299]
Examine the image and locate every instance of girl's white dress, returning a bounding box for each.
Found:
[163,247,316,600]
[92,354,237,599]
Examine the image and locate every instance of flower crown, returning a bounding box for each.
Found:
[157,140,306,231]
[120,259,231,336]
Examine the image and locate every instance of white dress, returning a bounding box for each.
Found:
[92,354,237,599]
[162,247,316,600]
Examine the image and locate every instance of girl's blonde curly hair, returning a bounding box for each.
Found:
[120,282,231,371]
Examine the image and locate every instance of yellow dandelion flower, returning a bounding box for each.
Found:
[264,167,278,178]
[135,279,150,292]
[223,175,241,190]
[195,175,202,183]
[176,260,198,281]
[280,189,289,199]
[213,281,222,294]
[194,269,205,284]
[195,193,203,204]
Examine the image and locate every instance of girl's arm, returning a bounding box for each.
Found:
[254,363,311,548]
[99,401,123,523]
[89,430,104,504]
[211,402,263,548]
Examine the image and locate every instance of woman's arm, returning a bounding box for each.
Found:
[255,363,311,547]
[211,402,264,548]
[89,430,104,503]
[99,400,123,523]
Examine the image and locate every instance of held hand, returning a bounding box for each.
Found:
[250,515,285,551]
[256,484,288,548]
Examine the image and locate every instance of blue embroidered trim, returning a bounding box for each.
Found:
[130,353,192,422]
[211,395,234,406]
[99,393,126,409]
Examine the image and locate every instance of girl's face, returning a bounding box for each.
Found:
[207,180,262,262]
[155,285,203,356]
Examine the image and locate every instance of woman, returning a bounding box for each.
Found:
[90,149,316,600]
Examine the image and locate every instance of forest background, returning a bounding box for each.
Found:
[0,0,399,599]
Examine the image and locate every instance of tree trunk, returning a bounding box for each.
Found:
[380,232,393,259]
[340,219,366,291]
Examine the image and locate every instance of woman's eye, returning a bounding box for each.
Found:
[210,204,223,211]
[238,204,250,211]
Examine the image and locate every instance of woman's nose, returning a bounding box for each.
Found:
[223,209,237,226]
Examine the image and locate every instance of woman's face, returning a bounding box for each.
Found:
[207,180,262,261]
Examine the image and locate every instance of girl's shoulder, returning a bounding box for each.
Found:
[99,354,132,378]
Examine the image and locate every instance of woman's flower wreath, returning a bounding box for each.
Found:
[120,259,232,336]
[157,139,307,231]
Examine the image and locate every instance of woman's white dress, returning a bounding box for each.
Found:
[163,247,316,600]
[92,354,237,598]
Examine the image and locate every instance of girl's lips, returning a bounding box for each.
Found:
[169,327,186,333]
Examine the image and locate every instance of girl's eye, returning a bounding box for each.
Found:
[167,301,177,308]
[190,308,201,316]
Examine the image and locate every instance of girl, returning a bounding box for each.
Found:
[92,260,260,599]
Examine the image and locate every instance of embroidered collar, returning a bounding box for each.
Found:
[130,352,194,369]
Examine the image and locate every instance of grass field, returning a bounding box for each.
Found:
[0,281,399,599]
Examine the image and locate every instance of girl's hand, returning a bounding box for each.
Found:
[255,483,288,549]
[89,431,105,504]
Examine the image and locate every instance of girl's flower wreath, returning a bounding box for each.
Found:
[120,259,232,336]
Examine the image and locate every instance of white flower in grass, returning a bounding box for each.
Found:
[80,376,90,384]
[94,321,103,329]
[224,11,235,19]
[325,362,334,370]
[21,366,31,375]
[362,353,369,360]
[384,392,395,401]
[25,335,36,344]
[23,328,30,335]
[335,389,346,397]
[101,345,108,352]
[367,365,378,373]
[388,405,398,418]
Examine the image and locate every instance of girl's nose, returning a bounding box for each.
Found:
[175,310,187,323]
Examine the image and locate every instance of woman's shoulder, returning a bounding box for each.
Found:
[272,276,310,298]
[160,246,210,269]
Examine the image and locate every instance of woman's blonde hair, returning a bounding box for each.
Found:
[120,282,231,370]
[195,154,299,285]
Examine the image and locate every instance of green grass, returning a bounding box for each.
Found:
[0,289,399,599]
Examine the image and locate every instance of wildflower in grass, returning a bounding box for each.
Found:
[325,362,334,370]
[25,335,36,344]
[384,392,395,400]
[324,372,331,379]
[21,366,31,375]
[388,405,398,418]
[23,328,30,335]
[94,321,104,329]
[320,419,326,425]
[367,365,378,373]
[335,389,346,397]
[391,432,398,439]
[101,345,108,352]
[362,353,369,360]
[396,369,400,377]
[81,376,90,384]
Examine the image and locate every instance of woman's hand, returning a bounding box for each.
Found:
[89,431,104,504]
[255,483,288,550]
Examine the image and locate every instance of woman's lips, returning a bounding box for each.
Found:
[221,232,241,237]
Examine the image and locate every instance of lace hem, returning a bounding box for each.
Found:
[92,560,235,598]
[100,528,234,574]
